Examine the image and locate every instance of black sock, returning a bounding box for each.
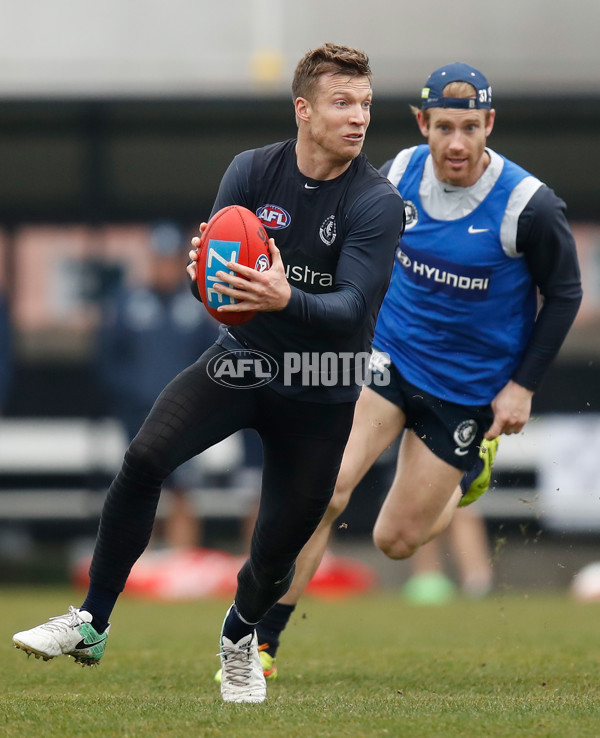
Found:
[255,603,296,657]
[222,603,257,644]
[81,582,120,634]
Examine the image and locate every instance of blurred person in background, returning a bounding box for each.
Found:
[0,285,12,414]
[95,221,220,549]
[253,61,582,677]
[0,282,17,556]
[402,506,493,604]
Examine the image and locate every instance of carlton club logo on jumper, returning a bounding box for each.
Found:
[396,242,492,301]
[206,351,392,389]
[319,215,337,246]
[403,200,419,230]
[256,204,291,230]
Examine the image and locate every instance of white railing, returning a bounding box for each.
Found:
[1,415,599,530]
[0,418,256,520]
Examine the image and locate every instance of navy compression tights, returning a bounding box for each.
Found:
[89,344,355,622]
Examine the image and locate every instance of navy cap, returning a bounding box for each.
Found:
[421,62,492,110]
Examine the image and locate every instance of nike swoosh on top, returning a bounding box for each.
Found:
[468,225,489,234]
[75,636,107,650]
[304,183,319,190]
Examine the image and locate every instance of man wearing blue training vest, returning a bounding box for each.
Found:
[255,62,583,674]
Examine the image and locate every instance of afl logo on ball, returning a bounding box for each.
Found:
[254,254,271,272]
[403,200,419,230]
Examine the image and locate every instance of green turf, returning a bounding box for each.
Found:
[2,587,598,737]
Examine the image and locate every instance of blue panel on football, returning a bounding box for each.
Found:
[205,239,241,308]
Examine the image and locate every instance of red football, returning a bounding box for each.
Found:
[196,205,271,326]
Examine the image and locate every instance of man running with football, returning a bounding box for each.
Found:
[12,43,405,704]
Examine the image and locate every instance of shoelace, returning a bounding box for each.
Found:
[219,642,255,687]
[40,606,83,633]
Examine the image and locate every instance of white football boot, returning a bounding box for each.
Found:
[219,628,267,703]
[13,606,110,666]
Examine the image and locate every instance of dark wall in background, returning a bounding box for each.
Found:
[1,95,599,225]
[2,95,599,420]
[6,358,598,419]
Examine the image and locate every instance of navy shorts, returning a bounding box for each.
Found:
[369,350,494,471]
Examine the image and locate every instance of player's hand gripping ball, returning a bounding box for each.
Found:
[196,205,272,326]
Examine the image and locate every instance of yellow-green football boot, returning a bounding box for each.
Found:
[458,437,499,507]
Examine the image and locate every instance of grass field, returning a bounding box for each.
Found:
[1,586,598,737]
